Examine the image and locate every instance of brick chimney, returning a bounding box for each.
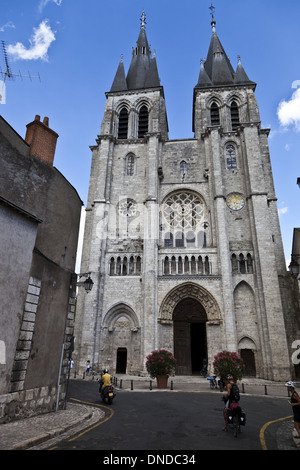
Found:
[25,115,59,165]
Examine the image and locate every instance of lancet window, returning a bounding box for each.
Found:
[118,107,128,139]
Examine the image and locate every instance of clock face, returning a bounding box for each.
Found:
[119,199,137,217]
[226,193,245,211]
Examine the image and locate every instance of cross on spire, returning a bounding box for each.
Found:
[209,3,215,21]
[209,3,216,31]
[140,10,146,28]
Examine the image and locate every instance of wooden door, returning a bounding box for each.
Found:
[240,349,256,376]
[174,322,191,375]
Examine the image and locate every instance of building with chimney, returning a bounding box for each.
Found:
[0,114,82,421]
[74,12,299,381]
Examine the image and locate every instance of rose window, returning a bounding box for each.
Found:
[162,192,206,230]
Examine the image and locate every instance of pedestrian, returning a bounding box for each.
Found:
[285,381,300,448]
[86,360,91,376]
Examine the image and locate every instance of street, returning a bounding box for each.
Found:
[41,379,296,453]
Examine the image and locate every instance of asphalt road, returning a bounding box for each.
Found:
[46,379,296,454]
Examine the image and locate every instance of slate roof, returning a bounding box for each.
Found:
[110,21,160,92]
[195,20,256,89]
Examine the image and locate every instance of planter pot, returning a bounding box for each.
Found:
[156,375,169,389]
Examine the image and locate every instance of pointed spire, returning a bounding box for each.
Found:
[234,55,255,85]
[126,11,161,90]
[195,6,255,89]
[144,52,160,88]
[196,58,212,87]
[204,23,235,85]
[110,55,128,92]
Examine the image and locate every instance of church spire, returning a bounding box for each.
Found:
[126,11,160,90]
[109,11,161,92]
[110,54,128,92]
[195,5,255,89]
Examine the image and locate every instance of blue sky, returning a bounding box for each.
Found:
[1,0,299,268]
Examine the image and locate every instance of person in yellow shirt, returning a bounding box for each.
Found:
[99,368,111,393]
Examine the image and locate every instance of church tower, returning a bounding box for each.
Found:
[74,12,296,381]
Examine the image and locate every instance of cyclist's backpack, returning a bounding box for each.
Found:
[232,383,240,402]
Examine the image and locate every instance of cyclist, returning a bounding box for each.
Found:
[223,374,240,431]
[285,381,300,447]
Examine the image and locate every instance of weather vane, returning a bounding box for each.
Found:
[209,3,215,20]
[0,40,40,104]
[140,10,146,28]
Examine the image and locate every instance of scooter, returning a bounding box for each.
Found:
[100,384,115,404]
[97,378,116,405]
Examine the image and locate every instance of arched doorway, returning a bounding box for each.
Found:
[240,349,256,377]
[116,348,127,374]
[173,298,207,375]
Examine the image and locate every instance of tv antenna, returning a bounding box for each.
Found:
[0,40,41,102]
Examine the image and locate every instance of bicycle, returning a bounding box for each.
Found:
[222,397,246,437]
[207,376,218,389]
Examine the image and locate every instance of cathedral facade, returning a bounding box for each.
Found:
[74,13,297,381]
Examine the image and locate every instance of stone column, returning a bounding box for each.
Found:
[243,125,291,380]
[209,128,237,351]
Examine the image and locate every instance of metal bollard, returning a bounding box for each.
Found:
[120,379,122,389]
[242,383,245,393]
[150,380,152,390]
[131,380,133,390]
[264,385,268,395]
[171,380,173,390]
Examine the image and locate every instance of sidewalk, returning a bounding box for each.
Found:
[0,375,299,450]
[0,402,104,450]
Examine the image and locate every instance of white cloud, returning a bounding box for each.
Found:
[39,0,63,12]
[277,86,300,132]
[292,80,300,89]
[7,20,55,61]
[0,21,15,32]
[278,206,288,216]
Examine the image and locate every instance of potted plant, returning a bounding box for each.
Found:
[145,349,177,388]
[213,351,245,381]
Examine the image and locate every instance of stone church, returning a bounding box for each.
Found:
[74,12,298,381]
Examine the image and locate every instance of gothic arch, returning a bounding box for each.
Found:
[134,97,152,113]
[159,282,221,322]
[238,335,257,351]
[102,302,140,330]
[225,91,244,107]
[206,93,223,108]
[233,280,254,296]
[115,100,131,114]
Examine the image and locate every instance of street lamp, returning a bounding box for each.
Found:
[76,272,94,292]
[83,274,94,293]
[289,258,299,278]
